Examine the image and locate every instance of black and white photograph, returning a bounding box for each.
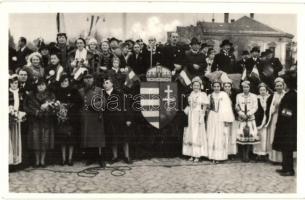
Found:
[3,1,303,198]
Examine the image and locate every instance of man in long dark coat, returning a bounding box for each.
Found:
[185,37,207,80]
[78,74,106,167]
[244,47,262,93]
[261,49,284,89]
[16,37,33,69]
[235,50,250,75]
[160,32,186,71]
[273,74,297,176]
[127,43,149,80]
[211,39,236,74]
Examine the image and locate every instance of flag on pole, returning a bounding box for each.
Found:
[56,13,66,33]
[88,15,95,37]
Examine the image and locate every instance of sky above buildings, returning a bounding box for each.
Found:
[9,13,297,44]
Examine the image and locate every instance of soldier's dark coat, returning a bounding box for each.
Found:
[160,43,186,71]
[211,49,236,73]
[272,89,297,151]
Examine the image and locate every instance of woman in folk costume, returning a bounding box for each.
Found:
[223,79,238,158]
[23,52,45,80]
[9,75,26,167]
[235,80,259,162]
[265,77,286,163]
[207,80,235,163]
[183,77,209,162]
[87,38,102,74]
[45,52,64,92]
[70,38,89,83]
[253,83,271,161]
[24,78,57,167]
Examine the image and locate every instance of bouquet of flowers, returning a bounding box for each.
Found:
[9,106,26,123]
[40,100,61,115]
[56,102,71,124]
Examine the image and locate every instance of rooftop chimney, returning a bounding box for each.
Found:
[224,13,229,23]
[250,13,254,19]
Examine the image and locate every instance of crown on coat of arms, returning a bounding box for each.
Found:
[146,65,172,82]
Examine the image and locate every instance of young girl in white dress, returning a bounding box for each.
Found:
[183,77,209,162]
[207,80,235,163]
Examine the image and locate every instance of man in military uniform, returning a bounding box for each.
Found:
[160,32,186,72]
[212,39,236,74]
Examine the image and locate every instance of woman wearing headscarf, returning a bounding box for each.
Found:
[207,80,234,163]
[24,78,56,167]
[235,80,259,162]
[265,77,286,163]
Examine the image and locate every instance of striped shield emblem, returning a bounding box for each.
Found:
[140,82,178,129]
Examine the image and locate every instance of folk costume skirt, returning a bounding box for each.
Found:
[9,121,22,165]
[183,110,208,158]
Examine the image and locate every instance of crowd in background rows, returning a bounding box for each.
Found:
[8,32,297,176]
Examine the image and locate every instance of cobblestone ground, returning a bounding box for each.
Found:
[9,158,296,193]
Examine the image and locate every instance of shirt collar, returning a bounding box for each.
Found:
[112,67,119,73]
[106,88,113,95]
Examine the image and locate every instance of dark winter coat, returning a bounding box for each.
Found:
[272,90,297,151]
[16,46,33,69]
[103,89,131,145]
[159,43,186,71]
[211,50,236,74]
[54,86,82,146]
[23,91,56,150]
[127,52,149,76]
[78,86,105,148]
[185,50,206,79]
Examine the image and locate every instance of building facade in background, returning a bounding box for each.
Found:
[171,14,295,67]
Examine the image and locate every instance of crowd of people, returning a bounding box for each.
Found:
[8,32,297,177]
